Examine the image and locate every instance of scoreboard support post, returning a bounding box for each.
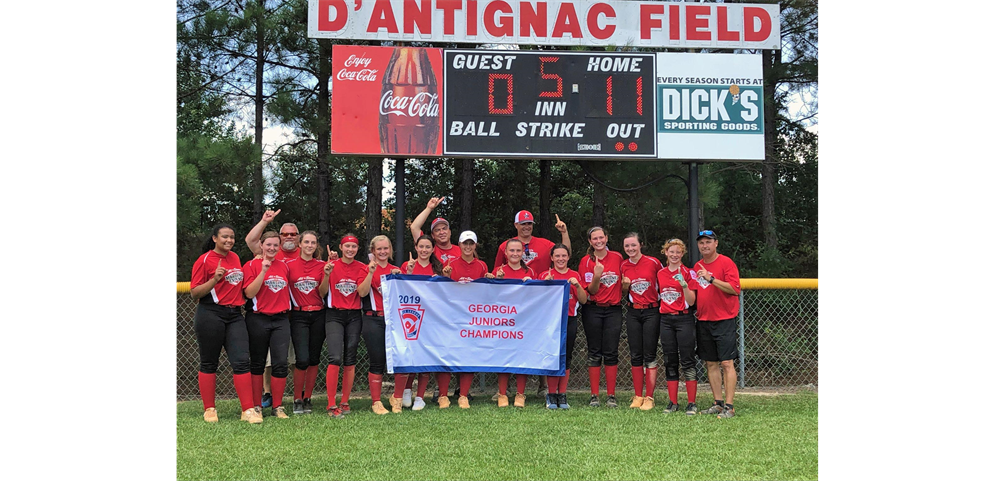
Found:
[394,158,406,267]
[688,162,700,267]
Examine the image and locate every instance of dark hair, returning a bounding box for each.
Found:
[300,230,321,260]
[622,232,644,257]
[415,235,445,275]
[550,243,571,259]
[202,224,235,254]
[586,226,606,258]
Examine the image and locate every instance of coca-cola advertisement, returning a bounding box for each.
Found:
[331,45,443,156]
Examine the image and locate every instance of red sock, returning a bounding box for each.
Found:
[559,369,570,393]
[417,373,430,398]
[516,374,528,395]
[436,373,451,397]
[498,373,509,395]
[293,368,305,400]
[605,365,617,396]
[393,374,407,399]
[667,380,679,404]
[686,380,698,404]
[341,365,355,406]
[270,376,286,408]
[326,365,340,409]
[369,373,383,402]
[304,366,318,399]
[251,374,264,407]
[631,366,644,397]
[233,373,254,411]
[645,367,657,398]
[405,374,415,390]
[546,376,558,394]
[459,373,473,395]
[588,367,600,395]
[198,373,216,410]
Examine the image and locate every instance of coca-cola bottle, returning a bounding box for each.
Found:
[378,48,440,155]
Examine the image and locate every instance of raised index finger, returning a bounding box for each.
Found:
[555,214,562,223]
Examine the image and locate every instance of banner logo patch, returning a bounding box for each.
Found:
[398,304,426,341]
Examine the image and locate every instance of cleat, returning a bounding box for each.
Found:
[273,406,289,419]
[640,397,656,411]
[717,406,736,419]
[327,406,344,419]
[514,394,526,408]
[606,395,618,408]
[302,398,313,414]
[340,403,351,415]
[589,395,600,407]
[437,396,451,409]
[557,393,570,410]
[241,408,263,424]
[402,389,413,408]
[203,407,218,423]
[458,396,470,409]
[497,394,509,407]
[412,397,426,411]
[371,401,389,415]
[261,392,273,408]
[630,396,643,409]
[389,396,403,413]
[293,399,304,415]
[663,401,679,413]
[545,394,558,410]
[685,402,698,416]
[704,401,724,415]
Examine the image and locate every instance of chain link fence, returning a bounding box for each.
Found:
[177,282,817,401]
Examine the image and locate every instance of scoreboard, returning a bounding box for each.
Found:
[444,51,656,159]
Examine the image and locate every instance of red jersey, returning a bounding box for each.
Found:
[434,244,462,264]
[405,259,439,276]
[540,268,583,316]
[363,263,397,312]
[692,254,741,321]
[191,250,245,307]
[656,264,697,314]
[620,255,664,306]
[445,256,489,282]
[492,263,537,280]
[242,258,291,315]
[274,247,301,261]
[494,236,556,274]
[285,256,325,309]
[578,250,625,306]
[326,258,368,310]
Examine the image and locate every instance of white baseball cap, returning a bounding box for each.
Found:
[458,230,478,243]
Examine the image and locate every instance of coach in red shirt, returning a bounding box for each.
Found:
[494,210,572,275]
[693,230,741,419]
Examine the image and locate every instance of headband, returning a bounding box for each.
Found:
[340,235,359,245]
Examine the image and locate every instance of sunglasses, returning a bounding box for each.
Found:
[280,232,299,237]
[698,230,715,236]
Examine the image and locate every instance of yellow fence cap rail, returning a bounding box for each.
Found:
[177,282,191,294]
[178,279,817,293]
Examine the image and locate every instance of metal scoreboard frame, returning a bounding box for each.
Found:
[440,49,659,160]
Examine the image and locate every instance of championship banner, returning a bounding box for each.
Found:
[381,274,569,375]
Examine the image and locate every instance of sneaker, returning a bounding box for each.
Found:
[629,396,644,409]
[303,398,313,414]
[273,406,289,419]
[685,402,698,415]
[261,392,273,408]
[412,396,426,411]
[389,396,403,413]
[663,401,679,413]
[438,396,451,409]
[514,393,526,408]
[640,397,656,411]
[704,401,724,415]
[491,392,500,401]
[327,406,344,419]
[458,395,470,409]
[340,403,351,415]
[589,395,600,407]
[605,395,618,408]
[371,401,389,415]
[717,405,736,419]
[545,394,558,410]
[241,407,263,424]
[497,394,509,408]
[557,393,570,410]
[203,407,218,423]
[402,389,413,408]
[293,399,305,415]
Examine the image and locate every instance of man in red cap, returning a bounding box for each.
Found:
[494,210,571,275]
[409,197,461,264]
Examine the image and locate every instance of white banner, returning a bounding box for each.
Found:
[382,274,569,375]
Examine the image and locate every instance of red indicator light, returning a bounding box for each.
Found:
[606,75,613,115]
[615,142,624,151]
[628,142,637,151]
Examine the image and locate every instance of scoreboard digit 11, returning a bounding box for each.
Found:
[443,50,657,159]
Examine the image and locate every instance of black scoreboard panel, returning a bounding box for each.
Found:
[443,50,657,158]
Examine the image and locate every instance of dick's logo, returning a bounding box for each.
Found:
[398,304,426,341]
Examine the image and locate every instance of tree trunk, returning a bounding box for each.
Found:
[317,39,331,247]
[252,0,265,221]
[459,159,474,231]
[761,48,779,249]
[538,159,552,240]
[366,159,383,242]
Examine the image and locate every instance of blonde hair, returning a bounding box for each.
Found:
[368,235,394,260]
[660,238,687,257]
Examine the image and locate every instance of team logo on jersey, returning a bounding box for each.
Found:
[522,250,538,264]
[335,279,358,296]
[441,254,455,263]
[584,272,594,283]
[264,276,287,293]
[696,270,711,288]
[457,276,474,284]
[398,303,426,341]
[600,272,619,287]
[224,269,243,285]
[630,280,650,295]
[294,277,318,295]
[659,287,681,305]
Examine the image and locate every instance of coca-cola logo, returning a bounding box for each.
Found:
[379,90,439,118]
[336,54,378,81]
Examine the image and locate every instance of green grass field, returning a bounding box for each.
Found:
[177,391,817,480]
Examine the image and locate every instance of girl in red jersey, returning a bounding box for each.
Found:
[318,234,367,418]
[285,231,326,415]
[358,235,405,415]
[577,226,626,408]
[657,238,700,415]
[440,230,490,409]
[540,243,588,410]
[190,224,259,424]
[619,232,664,411]
[490,238,537,408]
[397,235,445,410]
[243,231,293,419]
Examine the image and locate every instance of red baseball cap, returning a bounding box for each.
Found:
[431,217,449,230]
[514,210,534,224]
